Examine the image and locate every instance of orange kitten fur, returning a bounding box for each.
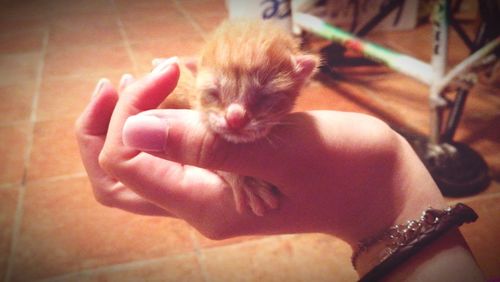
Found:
[159,20,318,215]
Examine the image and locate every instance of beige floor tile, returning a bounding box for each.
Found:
[0,0,49,35]
[0,18,47,36]
[202,234,357,282]
[115,1,180,23]
[37,76,104,122]
[121,17,200,44]
[43,44,133,79]
[130,36,205,74]
[458,195,500,279]
[296,79,378,115]
[0,52,41,86]
[178,0,228,17]
[0,123,29,185]
[190,12,227,33]
[63,253,204,282]
[0,1,50,22]
[47,13,122,51]
[37,72,145,122]
[27,118,84,181]
[0,29,46,54]
[37,73,132,122]
[0,82,35,124]
[177,0,227,34]
[280,234,357,281]
[10,176,195,281]
[0,186,19,280]
[202,236,291,282]
[42,0,115,16]
[113,0,176,10]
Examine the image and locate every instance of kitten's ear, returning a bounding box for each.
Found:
[293,54,319,81]
[181,57,198,76]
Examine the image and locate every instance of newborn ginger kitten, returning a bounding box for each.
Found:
[159,20,318,216]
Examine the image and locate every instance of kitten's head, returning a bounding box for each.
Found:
[190,20,318,143]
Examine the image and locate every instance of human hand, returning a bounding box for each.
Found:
[75,58,284,236]
[75,58,445,248]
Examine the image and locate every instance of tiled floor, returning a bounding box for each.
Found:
[0,0,499,281]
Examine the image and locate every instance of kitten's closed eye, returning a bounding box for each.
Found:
[159,19,318,216]
[207,89,220,100]
[248,91,289,115]
[202,88,221,104]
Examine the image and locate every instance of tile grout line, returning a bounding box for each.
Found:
[0,183,18,190]
[173,0,209,42]
[4,27,50,282]
[38,234,287,282]
[36,252,197,282]
[189,229,212,282]
[21,172,89,187]
[110,0,140,76]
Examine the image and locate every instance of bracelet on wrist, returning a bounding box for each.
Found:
[352,203,478,282]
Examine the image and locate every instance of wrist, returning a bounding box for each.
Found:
[353,203,479,281]
[380,228,484,282]
[338,135,448,274]
[344,134,445,245]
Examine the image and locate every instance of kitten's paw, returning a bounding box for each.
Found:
[243,177,280,216]
[242,186,267,216]
[217,172,280,216]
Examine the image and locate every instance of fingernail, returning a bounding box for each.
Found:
[92,78,109,98]
[123,115,169,152]
[119,73,134,89]
[151,56,178,74]
[151,58,164,67]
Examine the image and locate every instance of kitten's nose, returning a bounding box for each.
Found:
[225,103,249,130]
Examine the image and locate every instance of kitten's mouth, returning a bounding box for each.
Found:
[205,112,272,144]
[209,123,271,144]
[216,127,269,144]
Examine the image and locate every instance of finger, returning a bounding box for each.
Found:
[95,59,228,215]
[119,73,135,92]
[75,78,116,136]
[152,58,165,68]
[100,57,180,168]
[94,180,174,217]
[76,79,173,217]
[76,79,118,176]
[152,57,196,68]
[122,109,291,182]
[115,152,235,217]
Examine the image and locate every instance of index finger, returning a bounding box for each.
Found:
[100,58,180,165]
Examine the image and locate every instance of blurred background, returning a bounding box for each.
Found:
[0,0,498,281]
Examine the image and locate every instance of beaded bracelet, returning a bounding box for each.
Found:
[352,203,478,282]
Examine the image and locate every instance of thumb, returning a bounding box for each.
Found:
[122,109,291,181]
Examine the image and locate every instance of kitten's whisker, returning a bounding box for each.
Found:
[267,118,295,126]
[272,134,287,145]
[270,121,293,127]
[263,132,287,149]
[263,135,278,149]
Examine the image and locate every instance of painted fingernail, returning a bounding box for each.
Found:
[123,115,169,152]
[92,78,109,98]
[151,56,178,74]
